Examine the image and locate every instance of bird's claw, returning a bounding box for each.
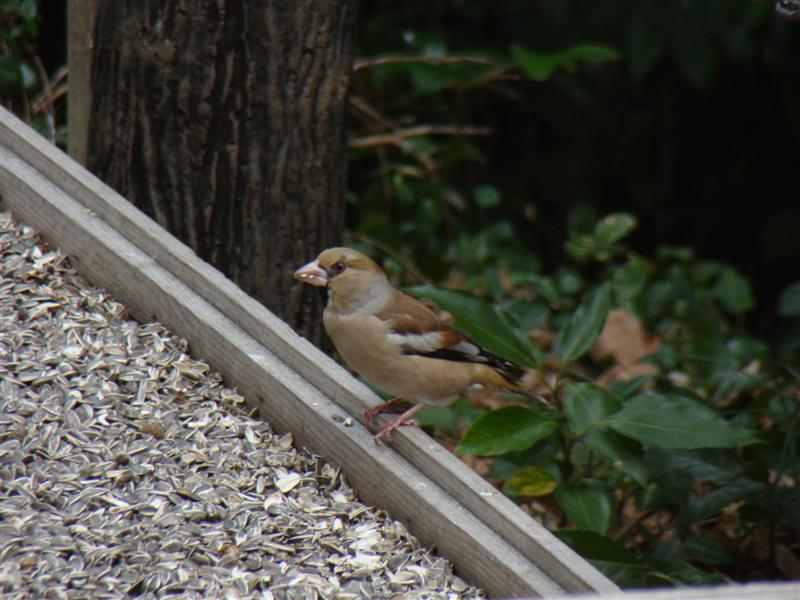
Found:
[363,397,406,431]
[370,404,425,443]
[371,418,419,443]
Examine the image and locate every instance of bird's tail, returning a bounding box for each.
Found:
[470,359,546,403]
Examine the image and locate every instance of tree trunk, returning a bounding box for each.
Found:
[75,1,356,346]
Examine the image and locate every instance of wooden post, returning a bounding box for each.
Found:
[66,0,97,165]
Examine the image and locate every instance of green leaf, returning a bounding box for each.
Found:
[650,560,726,586]
[668,4,717,89]
[473,185,500,208]
[773,486,800,535]
[451,397,486,427]
[409,285,538,367]
[688,477,765,521]
[612,256,650,303]
[555,486,613,535]
[555,530,650,588]
[683,538,733,566]
[501,298,549,331]
[0,55,23,91]
[554,530,637,563]
[777,281,800,316]
[600,394,761,449]
[645,449,694,507]
[556,267,583,295]
[555,283,611,364]
[594,212,637,246]
[714,267,755,315]
[563,383,649,484]
[665,449,745,485]
[511,45,559,81]
[585,432,649,486]
[503,466,557,497]
[19,0,37,21]
[564,383,621,435]
[610,375,653,399]
[455,406,558,456]
[511,44,618,82]
[528,274,562,304]
[19,62,36,90]
[564,44,620,64]
[626,1,665,82]
[566,213,637,261]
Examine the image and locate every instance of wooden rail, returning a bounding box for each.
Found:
[558,581,800,600]
[1,106,617,597]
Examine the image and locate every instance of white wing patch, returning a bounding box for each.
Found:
[386,331,443,353]
[449,340,484,359]
[387,332,486,360]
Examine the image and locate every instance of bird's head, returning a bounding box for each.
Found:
[294,247,391,313]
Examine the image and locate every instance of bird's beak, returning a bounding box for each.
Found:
[293,260,329,287]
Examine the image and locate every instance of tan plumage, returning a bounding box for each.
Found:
[294,247,534,440]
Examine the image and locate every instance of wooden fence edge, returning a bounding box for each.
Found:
[547,581,800,600]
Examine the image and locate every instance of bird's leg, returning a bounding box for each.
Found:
[363,397,407,431]
[373,403,424,443]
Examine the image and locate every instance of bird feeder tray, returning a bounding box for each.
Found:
[0,107,618,598]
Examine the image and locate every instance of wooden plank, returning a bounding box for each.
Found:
[1,106,617,593]
[66,0,97,164]
[550,581,800,600]
[0,146,564,598]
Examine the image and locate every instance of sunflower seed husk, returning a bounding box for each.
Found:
[0,211,484,599]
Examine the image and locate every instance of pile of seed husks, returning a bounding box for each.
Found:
[0,211,483,599]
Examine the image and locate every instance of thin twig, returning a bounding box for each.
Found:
[611,508,655,541]
[350,125,492,149]
[349,95,399,130]
[33,81,68,115]
[452,67,521,91]
[21,38,56,142]
[354,54,499,72]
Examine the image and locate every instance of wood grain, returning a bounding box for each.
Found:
[547,582,800,600]
[66,0,97,165]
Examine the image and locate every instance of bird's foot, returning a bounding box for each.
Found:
[363,397,407,431]
[372,404,424,443]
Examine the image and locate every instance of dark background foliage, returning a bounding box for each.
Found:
[8,0,799,333]
[350,0,800,339]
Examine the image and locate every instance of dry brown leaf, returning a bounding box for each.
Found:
[748,527,773,562]
[593,308,660,385]
[498,265,514,293]
[775,543,800,578]
[528,327,555,350]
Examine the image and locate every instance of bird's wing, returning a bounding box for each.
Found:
[375,291,525,383]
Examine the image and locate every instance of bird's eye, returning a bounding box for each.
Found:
[331,261,346,274]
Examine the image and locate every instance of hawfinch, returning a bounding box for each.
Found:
[294,247,535,441]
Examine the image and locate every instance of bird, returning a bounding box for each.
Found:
[294,247,537,441]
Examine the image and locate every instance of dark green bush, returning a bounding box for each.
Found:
[0,0,67,145]
[403,215,800,586]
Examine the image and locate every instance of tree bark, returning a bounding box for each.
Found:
[78,1,356,345]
